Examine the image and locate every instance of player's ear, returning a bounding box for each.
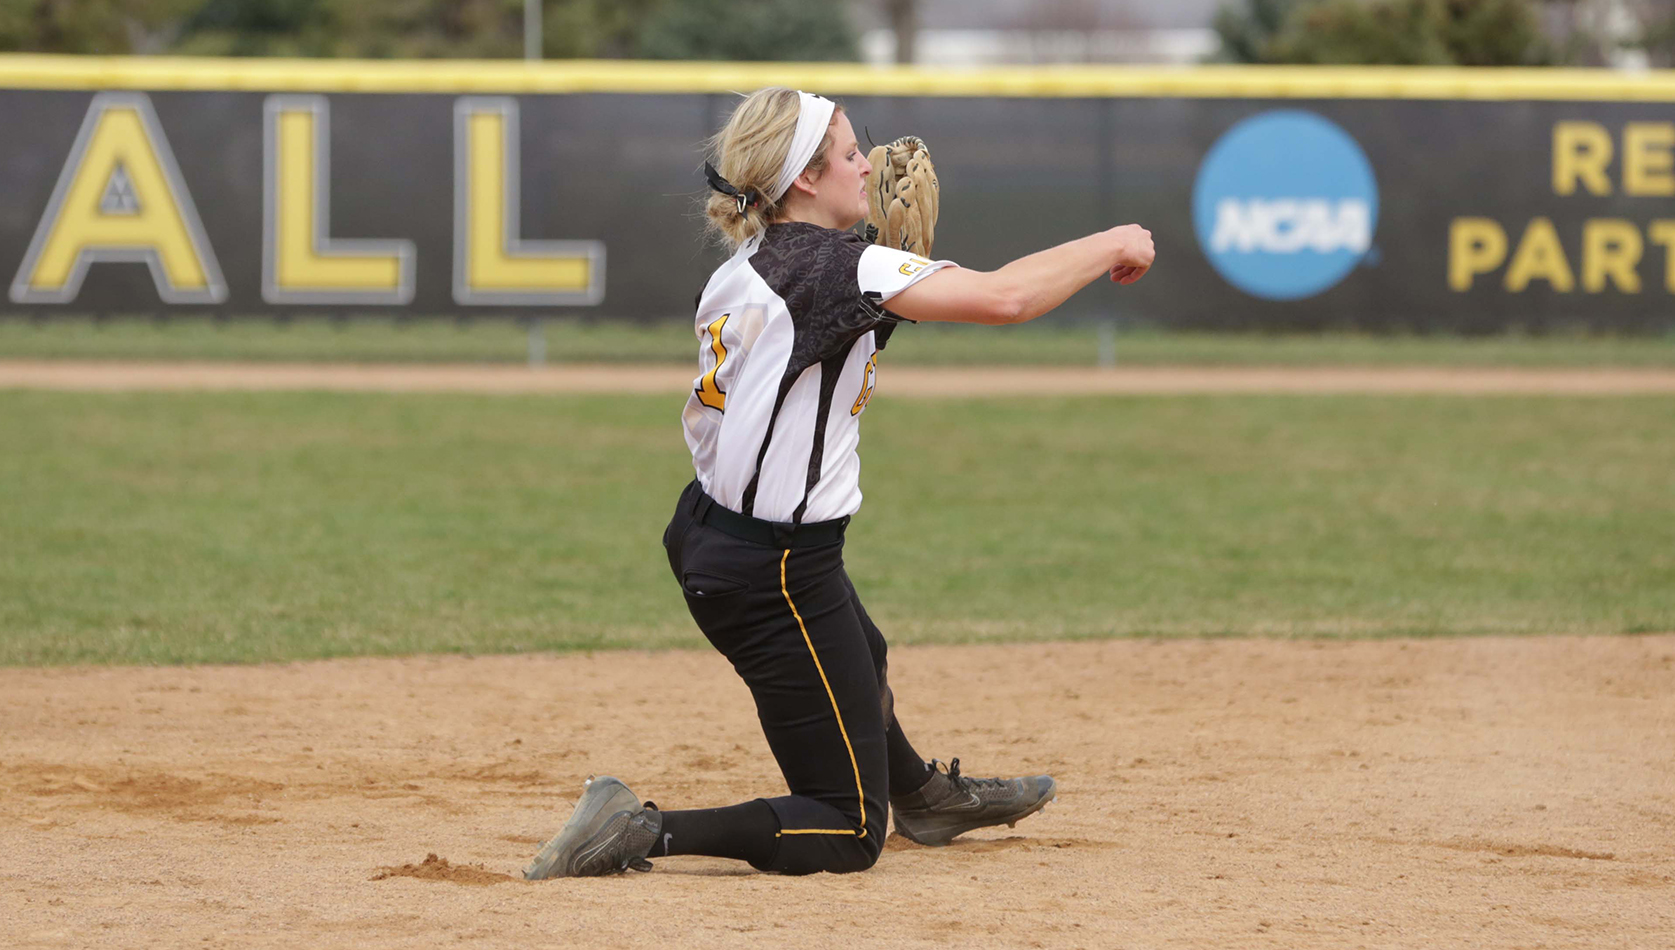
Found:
[789,170,819,197]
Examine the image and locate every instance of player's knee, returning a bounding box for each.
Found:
[773,829,882,875]
[856,835,885,871]
[827,829,884,874]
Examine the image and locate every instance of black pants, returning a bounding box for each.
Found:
[662,480,910,875]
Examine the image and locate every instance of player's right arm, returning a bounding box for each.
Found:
[885,224,1155,326]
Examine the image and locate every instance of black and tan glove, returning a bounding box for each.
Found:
[864,135,939,257]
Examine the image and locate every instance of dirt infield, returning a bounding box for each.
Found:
[2,637,1671,949]
[7,359,1675,394]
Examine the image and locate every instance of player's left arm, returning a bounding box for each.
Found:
[885,225,1154,326]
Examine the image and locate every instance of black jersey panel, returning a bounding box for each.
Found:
[873,308,899,350]
[750,222,887,375]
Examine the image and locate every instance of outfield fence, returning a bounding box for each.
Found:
[4,56,1675,334]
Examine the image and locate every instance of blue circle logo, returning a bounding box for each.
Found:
[1192,110,1378,301]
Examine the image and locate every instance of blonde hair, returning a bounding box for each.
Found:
[703,87,844,249]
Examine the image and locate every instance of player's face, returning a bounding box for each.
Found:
[814,112,872,229]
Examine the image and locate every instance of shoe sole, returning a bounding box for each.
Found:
[895,776,1058,847]
[524,776,640,880]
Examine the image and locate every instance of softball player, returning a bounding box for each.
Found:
[527,87,1154,879]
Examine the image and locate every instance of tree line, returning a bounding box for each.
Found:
[5,0,1674,66]
[1215,0,1675,67]
[0,0,858,60]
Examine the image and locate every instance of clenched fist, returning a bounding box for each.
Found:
[1107,224,1154,285]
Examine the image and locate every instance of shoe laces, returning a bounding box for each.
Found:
[944,758,1009,793]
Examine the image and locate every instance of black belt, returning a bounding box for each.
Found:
[688,482,848,549]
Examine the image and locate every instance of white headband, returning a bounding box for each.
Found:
[769,91,836,202]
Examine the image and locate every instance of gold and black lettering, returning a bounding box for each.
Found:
[695,313,730,411]
[453,97,603,305]
[850,351,878,416]
[11,92,224,305]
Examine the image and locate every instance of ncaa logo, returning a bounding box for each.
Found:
[1192,110,1378,301]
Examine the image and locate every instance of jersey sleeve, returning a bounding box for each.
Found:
[752,225,960,369]
[857,244,958,303]
[792,235,958,363]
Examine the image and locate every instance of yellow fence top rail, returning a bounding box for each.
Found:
[5,54,1675,100]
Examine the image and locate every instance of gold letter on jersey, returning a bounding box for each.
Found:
[263,96,414,304]
[850,351,878,416]
[453,98,604,305]
[11,93,225,305]
[696,314,730,411]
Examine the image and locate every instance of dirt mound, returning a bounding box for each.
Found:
[372,853,521,886]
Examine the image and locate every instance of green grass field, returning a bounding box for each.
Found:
[5,316,1675,366]
[3,390,1670,666]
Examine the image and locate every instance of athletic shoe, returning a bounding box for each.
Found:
[890,758,1056,847]
[523,776,664,879]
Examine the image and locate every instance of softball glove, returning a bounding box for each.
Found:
[864,135,939,257]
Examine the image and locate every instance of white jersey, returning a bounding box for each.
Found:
[682,221,956,524]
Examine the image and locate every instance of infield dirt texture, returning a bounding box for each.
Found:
[3,638,1672,949]
[3,362,1672,948]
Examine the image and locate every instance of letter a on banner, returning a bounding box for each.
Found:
[11,93,226,305]
[453,98,604,305]
[263,95,415,304]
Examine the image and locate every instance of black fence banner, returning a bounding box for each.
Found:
[4,58,1675,331]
